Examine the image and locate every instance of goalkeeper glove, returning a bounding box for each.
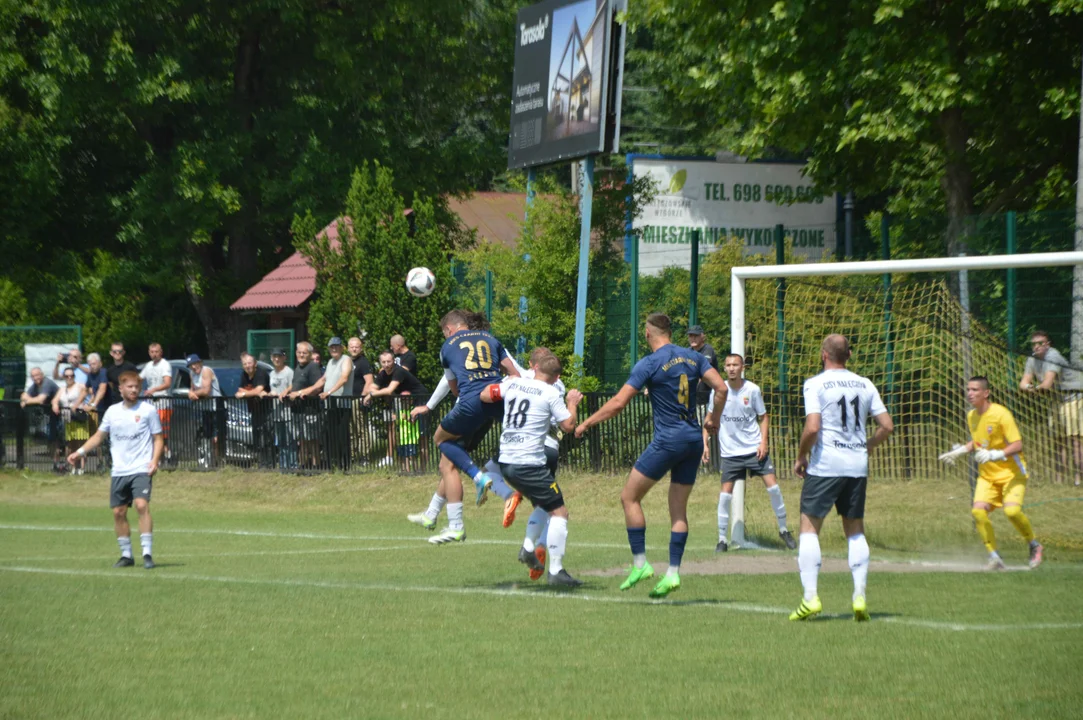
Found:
[938,444,968,466]
[974,448,1006,464]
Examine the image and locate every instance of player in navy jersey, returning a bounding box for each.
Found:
[410,309,519,544]
[576,313,728,597]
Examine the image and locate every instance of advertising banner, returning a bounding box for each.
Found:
[632,159,838,275]
[507,0,611,169]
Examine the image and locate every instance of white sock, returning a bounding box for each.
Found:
[989,550,1001,561]
[117,536,133,559]
[717,492,732,540]
[848,533,870,600]
[633,553,647,569]
[767,485,788,531]
[425,493,446,520]
[447,502,464,531]
[140,533,152,557]
[486,461,514,501]
[797,533,821,602]
[523,507,548,552]
[666,565,680,578]
[547,516,568,574]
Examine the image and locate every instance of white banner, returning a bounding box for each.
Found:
[23,343,79,390]
[632,159,837,275]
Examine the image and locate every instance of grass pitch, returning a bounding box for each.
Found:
[1,469,1082,719]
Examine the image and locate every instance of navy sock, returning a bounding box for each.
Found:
[627,526,646,555]
[669,531,689,568]
[438,441,480,478]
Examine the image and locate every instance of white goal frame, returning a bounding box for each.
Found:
[726,250,1083,548]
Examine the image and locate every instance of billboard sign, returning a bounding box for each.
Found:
[632,159,838,275]
[507,0,612,169]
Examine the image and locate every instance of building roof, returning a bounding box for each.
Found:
[231,195,527,312]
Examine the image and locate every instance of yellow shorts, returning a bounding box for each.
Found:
[1059,397,1083,436]
[973,476,1027,509]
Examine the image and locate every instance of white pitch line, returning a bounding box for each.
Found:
[1,545,426,563]
[1,564,1079,633]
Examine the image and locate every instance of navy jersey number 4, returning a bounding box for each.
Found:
[441,329,507,400]
[626,344,712,443]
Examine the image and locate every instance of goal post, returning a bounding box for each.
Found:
[726,251,1083,549]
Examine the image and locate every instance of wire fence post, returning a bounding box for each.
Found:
[485,270,494,322]
[1006,210,1017,352]
[882,214,895,405]
[630,224,640,367]
[775,223,787,395]
[690,228,700,328]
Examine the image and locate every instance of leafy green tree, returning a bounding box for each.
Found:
[294,163,453,387]
[631,0,1083,250]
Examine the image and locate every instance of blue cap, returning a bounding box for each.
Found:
[185,353,202,366]
[327,336,343,347]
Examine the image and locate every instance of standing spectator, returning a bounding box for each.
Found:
[311,351,324,372]
[367,350,429,468]
[1019,330,1083,485]
[390,334,418,376]
[186,354,222,467]
[106,342,138,399]
[52,368,88,473]
[267,348,296,470]
[289,342,324,469]
[348,336,376,460]
[317,338,353,470]
[237,352,271,467]
[21,367,61,460]
[53,348,88,385]
[82,352,111,438]
[140,343,173,462]
[687,325,719,407]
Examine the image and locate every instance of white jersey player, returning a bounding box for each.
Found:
[704,354,795,551]
[481,352,583,586]
[790,335,893,623]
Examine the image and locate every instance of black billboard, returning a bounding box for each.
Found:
[507,0,612,170]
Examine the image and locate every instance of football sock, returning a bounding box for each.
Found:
[547,516,568,574]
[627,526,646,567]
[971,507,997,552]
[523,507,548,552]
[847,533,869,600]
[1003,505,1035,543]
[798,533,821,602]
[438,442,480,479]
[140,533,153,558]
[447,502,464,531]
[425,493,446,520]
[767,485,788,531]
[669,531,688,571]
[717,492,732,540]
[118,536,133,559]
[484,460,515,500]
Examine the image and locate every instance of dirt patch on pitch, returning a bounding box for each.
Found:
[583,553,1005,577]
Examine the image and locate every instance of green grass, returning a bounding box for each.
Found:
[1,469,1082,719]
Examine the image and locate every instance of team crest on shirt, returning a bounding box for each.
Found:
[986,425,993,435]
[742,397,749,405]
[134,415,141,423]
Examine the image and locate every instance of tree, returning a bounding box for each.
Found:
[293,162,453,388]
[631,0,1083,251]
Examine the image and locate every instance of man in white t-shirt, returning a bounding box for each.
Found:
[140,342,173,460]
[481,352,583,586]
[68,370,163,569]
[790,334,893,623]
[267,348,296,469]
[704,354,795,552]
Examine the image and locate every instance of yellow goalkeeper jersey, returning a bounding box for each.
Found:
[967,402,1027,484]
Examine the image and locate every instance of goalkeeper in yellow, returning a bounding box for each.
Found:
[939,376,1043,570]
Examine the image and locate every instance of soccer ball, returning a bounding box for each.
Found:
[406,267,435,297]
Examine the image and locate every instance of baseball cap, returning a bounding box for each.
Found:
[327,336,343,347]
[270,347,286,357]
[687,325,705,335]
[185,353,202,366]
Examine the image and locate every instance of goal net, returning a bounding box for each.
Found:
[726,252,1083,549]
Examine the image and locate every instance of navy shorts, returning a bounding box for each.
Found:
[634,438,704,485]
[440,394,503,450]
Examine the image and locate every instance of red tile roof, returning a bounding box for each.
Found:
[231,196,528,312]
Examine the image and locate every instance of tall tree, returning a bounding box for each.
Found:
[631,0,1083,250]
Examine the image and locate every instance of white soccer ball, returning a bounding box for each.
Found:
[406,266,435,297]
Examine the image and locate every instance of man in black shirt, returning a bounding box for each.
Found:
[21,367,62,460]
[237,352,272,466]
[288,342,325,469]
[687,325,718,406]
[347,336,376,462]
[390,334,418,376]
[366,351,429,469]
[105,342,139,404]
